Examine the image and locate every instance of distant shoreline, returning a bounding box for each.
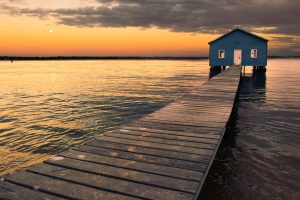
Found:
[0,56,208,61]
[0,56,299,61]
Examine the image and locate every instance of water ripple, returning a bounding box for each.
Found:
[0,60,209,176]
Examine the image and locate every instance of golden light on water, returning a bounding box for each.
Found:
[0,60,210,175]
[0,146,51,177]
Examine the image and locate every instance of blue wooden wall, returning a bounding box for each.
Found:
[209,30,268,67]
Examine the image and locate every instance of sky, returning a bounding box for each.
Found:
[0,0,299,56]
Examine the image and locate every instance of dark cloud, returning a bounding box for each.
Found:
[1,0,299,34]
[269,35,300,55]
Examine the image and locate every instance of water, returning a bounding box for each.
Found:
[0,59,299,199]
[0,60,209,176]
[200,59,300,200]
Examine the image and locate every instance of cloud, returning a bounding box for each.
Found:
[3,0,25,5]
[1,0,299,55]
[1,0,299,34]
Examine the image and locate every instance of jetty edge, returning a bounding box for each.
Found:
[0,65,241,200]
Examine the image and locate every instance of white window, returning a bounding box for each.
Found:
[218,50,225,58]
[251,49,257,58]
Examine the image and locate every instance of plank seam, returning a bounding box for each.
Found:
[93,138,213,156]
[122,127,221,139]
[102,134,216,149]
[26,170,153,200]
[41,162,196,195]
[113,131,219,144]
[61,153,203,182]
[87,140,211,161]
[73,147,208,172]
[98,136,216,150]
[3,179,77,200]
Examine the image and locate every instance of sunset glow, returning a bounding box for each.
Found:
[0,0,299,56]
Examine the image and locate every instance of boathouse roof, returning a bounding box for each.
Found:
[209,28,269,44]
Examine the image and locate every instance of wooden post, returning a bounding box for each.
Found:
[210,66,222,71]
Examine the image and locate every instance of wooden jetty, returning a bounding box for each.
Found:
[0,66,241,200]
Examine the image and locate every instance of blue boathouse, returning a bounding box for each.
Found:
[209,28,268,71]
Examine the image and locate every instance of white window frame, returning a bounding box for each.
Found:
[218,50,225,59]
[251,49,258,58]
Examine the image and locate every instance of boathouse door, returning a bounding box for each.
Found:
[234,49,242,65]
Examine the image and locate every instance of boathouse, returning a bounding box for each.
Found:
[209,28,268,71]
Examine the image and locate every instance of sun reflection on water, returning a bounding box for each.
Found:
[0,60,209,176]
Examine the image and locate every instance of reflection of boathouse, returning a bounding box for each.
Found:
[240,71,266,102]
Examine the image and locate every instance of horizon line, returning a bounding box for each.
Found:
[0,55,299,61]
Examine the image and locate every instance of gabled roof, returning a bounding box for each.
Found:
[208,28,269,44]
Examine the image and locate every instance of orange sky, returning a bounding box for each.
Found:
[0,0,295,56]
[0,13,216,56]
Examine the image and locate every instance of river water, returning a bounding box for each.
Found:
[0,59,299,199]
[200,59,300,200]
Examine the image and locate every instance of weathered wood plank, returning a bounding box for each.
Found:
[60,150,204,181]
[85,139,211,162]
[146,110,230,117]
[104,132,217,149]
[45,157,200,193]
[95,136,214,155]
[76,144,209,171]
[144,109,231,116]
[0,181,64,200]
[27,164,194,200]
[5,171,139,200]
[116,129,219,144]
[130,121,224,133]
[139,118,227,128]
[122,126,221,139]
[157,105,232,111]
[156,102,234,108]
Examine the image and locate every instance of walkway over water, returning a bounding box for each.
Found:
[0,66,241,200]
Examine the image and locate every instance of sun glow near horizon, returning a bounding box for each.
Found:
[0,13,216,56]
[0,0,298,56]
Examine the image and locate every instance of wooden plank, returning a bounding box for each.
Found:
[85,139,211,162]
[45,157,199,193]
[146,105,231,112]
[116,129,219,143]
[60,150,203,181]
[149,109,230,115]
[158,101,233,108]
[139,118,227,129]
[156,102,233,109]
[129,121,224,134]
[0,181,64,200]
[122,126,221,139]
[179,95,235,101]
[146,109,231,118]
[141,111,230,123]
[76,144,208,172]
[144,113,229,121]
[27,164,194,200]
[137,120,225,129]
[4,171,139,200]
[95,136,214,155]
[180,94,236,99]
[146,107,231,115]
[104,132,217,149]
